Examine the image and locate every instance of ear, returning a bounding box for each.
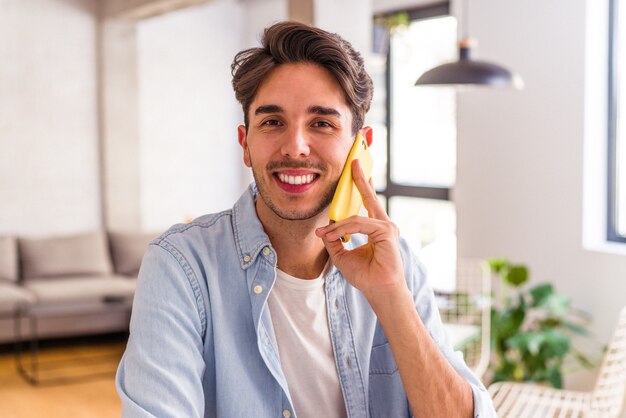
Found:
[238,125,252,168]
[360,126,373,147]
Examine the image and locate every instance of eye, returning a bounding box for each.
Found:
[312,120,332,128]
[262,119,282,126]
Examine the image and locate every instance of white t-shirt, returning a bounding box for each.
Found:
[268,267,347,418]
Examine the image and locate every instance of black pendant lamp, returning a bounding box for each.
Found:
[415,1,523,89]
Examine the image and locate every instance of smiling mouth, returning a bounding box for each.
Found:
[275,173,318,185]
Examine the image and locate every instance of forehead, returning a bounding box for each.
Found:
[250,63,350,116]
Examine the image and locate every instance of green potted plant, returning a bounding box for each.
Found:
[487,259,595,388]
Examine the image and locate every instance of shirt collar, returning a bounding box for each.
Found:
[232,183,273,270]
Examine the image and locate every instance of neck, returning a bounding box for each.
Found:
[256,201,329,280]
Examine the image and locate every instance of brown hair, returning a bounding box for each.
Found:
[231,21,373,135]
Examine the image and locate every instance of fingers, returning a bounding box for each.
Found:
[317,216,399,243]
[316,226,349,260]
[351,159,388,221]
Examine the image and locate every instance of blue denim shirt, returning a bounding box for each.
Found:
[116,184,496,418]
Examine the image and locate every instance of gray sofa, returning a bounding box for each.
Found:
[0,230,155,344]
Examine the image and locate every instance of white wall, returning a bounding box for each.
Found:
[136,0,248,230]
[454,0,626,391]
[101,20,143,232]
[0,0,101,237]
[315,0,372,56]
[243,0,288,47]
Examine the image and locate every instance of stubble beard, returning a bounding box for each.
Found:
[251,160,338,221]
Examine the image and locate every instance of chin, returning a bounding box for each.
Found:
[254,172,336,221]
[273,206,327,221]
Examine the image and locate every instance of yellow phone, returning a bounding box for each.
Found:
[328,133,374,242]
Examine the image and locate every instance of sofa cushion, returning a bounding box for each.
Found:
[0,236,18,283]
[108,231,156,277]
[24,276,136,303]
[0,283,36,312]
[19,231,113,281]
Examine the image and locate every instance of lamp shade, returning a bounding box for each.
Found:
[415,40,523,89]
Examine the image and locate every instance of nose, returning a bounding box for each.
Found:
[281,127,310,158]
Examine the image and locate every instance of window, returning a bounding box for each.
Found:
[370,3,458,290]
[609,0,626,243]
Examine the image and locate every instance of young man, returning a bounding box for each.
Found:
[116,21,496,418]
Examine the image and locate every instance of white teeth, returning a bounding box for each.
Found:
[278,173,315,185]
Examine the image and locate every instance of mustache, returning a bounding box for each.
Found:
[266,159,327,172]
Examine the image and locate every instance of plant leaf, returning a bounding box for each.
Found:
[494,307,525,341]
[530,283,554,306]
[545,367,563,388]
[561,320,588,335]
[572,352,595,369]
[505,265,529,287]
[542,330,570,357]
[487,258,509,274]
[508,332,544,355]
[543,294,570,317]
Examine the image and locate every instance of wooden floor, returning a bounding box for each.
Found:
[0,335,125,418]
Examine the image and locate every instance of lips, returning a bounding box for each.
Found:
[276,173,316,185]
[273,171,319,193]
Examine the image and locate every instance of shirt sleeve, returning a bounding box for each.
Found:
[402,241,497,418]
[116,241,207,418]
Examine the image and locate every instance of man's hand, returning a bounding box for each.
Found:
[317,159,475,418]
[315,159,407,303]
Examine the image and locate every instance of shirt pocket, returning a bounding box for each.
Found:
[368,343,410,417]
[369,342,398,375]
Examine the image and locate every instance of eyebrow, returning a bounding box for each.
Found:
[254,104,283,115]
[253,104,342,118]
[308,105,341,118]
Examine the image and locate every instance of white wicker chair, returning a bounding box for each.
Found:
[436,258,491,378]
[489,306,626,417]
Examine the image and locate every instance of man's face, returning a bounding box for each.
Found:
[238,62,354,221]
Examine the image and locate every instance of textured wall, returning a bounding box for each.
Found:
[136,0,256,231]
[0,0,101,237]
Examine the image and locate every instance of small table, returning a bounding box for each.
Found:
[14,296,132,385]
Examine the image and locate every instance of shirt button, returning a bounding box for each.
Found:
[243,255,251,263]
[282,410,292,418]
[253,285,263,295]
[262,246,272,256]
